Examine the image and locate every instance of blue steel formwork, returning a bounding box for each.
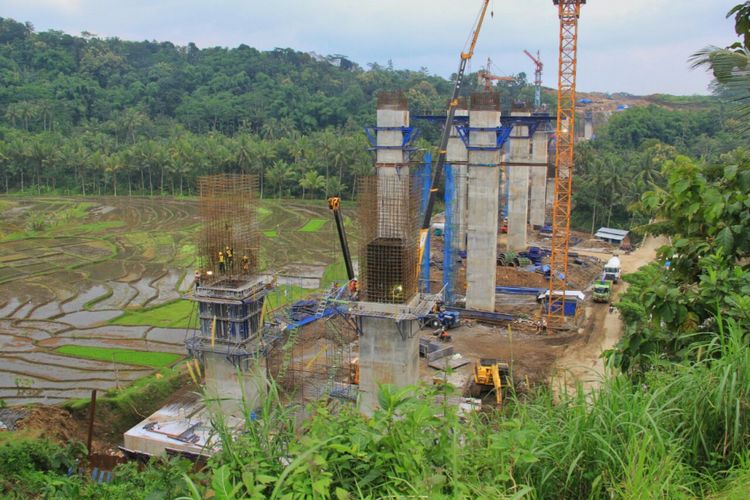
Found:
[418,153,432,294]
[443,163,457,305]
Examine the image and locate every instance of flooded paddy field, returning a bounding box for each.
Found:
[0,196,348,405]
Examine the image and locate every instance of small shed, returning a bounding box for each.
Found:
[537,290,585,317]
[595,227,629,245]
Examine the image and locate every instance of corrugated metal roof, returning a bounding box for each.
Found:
[596,227,629,237]
[595,227,629,241]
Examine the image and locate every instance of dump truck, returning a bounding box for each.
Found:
[603,256,621,284]
[592,278,612,303]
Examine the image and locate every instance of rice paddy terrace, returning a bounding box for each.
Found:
[0,196,349,405]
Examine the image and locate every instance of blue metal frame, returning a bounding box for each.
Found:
[504,115,554,138]
[363,126,420,150]
[456,124,514,151]
[413,114,469,125]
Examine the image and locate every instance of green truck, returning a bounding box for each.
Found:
[592,279,612,303]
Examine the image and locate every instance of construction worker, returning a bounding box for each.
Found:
[225,246,233,268]
[194,270,201,290]
[390,284,404,302]
[218,251,225,273]
[241,255,250,273]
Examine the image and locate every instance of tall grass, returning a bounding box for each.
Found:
[188,320,750,498]
[3,320,748,498]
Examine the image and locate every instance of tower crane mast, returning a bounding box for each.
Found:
[548,0,585,327]
[523,49,544,109]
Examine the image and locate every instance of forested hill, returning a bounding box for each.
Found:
[0,15,736,225]
[0,16,466,135]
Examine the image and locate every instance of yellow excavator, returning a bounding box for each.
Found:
[471,359,511,407]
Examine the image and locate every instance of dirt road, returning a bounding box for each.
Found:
[550,235,668,397]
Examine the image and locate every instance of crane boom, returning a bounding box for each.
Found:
[548,0,585,327]
[478,57,514,91]
[418,0,492,270]
[327,196,354,281]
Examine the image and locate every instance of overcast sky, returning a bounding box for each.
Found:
[0,0,739,95]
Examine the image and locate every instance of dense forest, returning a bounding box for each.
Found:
[0,16,542,201]
[2,15,742,235]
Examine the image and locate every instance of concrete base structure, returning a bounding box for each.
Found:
[507,111,531,251]
[528,127,549,228]
[357,315,421,416]
[203,353,267,415]
[465,94,501,311]
[122,392,230,459]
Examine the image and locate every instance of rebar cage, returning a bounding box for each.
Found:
[197,174,259,281]
[357,173,421,304]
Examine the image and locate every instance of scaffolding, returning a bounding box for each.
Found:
[187,174,269,369]
[357,174,421,304]
[197,174,259,281]
[267,313,359,402]
[416,154,432,294]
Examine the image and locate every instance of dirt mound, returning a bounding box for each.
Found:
[15,406,118,454]
[496,266,548,288]
[579,238,614,250]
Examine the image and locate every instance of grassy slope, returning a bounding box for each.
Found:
[110,300,195,329]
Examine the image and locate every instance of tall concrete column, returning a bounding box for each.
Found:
[465,93,501,312]
[358,316,420,416]
[507,108,531,251]
[376,92,410,239]
[447,104,469,252]
[357,91,428,417]
[529,126,549,228]
[584,109,594,140]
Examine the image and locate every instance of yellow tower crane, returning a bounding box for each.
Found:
[547,0,586,327]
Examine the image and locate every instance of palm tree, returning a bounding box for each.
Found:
[235,133,255,173]
[266,160,295,198]
[691,2,750,119]
[298,169,326,199]
[4,104,20,128]
[104,153,125,196]
[251,140,277,198]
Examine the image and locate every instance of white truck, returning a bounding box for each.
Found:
[603,256,621,284]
